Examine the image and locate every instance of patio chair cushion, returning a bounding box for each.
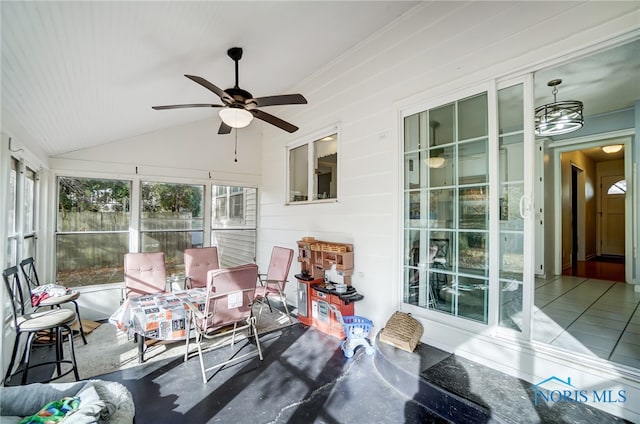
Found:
[16,309,76,332]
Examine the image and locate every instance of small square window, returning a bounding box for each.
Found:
[288,127,339,204]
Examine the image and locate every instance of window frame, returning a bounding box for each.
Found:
[286,124,340,205]
[22,165,38,260]
[402,91,492,324]
[400,81,500,332]
[138,180,206,278]
[6,157,19,269]
[2,138,43,317]
[51,172,259,288]
[55,176,132,287]
[211,185,257,268]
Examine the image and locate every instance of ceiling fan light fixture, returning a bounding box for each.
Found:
[219,106,253,129]
[602,144,623,154]
[535,79,584,136]
[427,156,446,169]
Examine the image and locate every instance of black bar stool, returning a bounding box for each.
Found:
[2,266,80,385]
[20,257,87,345]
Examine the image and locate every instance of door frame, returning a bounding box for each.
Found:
[549,130,634,282]
[570,163,585,264]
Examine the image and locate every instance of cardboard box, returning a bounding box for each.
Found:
[379,311,423,352]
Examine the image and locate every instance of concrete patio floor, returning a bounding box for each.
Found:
[91,322,628,424]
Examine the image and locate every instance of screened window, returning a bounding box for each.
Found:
[23,167,37,259]
[140,181,204,277]
[56,177,131,286]
[212,185,257,268]
[6,158,18,268]
[4,160,39,317]
[403,93,490,324]
[288,131,338,203]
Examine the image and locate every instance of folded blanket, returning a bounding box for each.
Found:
[31,284,69,297]
[19,396,80,423]
[32,292,50,307]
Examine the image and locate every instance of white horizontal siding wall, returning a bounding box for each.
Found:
[259,2,640,421]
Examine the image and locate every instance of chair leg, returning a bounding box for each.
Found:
[63,324,80,381]
[4,333,22,384]
[257,294,273,322]
[196,334,207,384]
[264,296,273,313]
[251,317,263,361]
[231,322,238,347]
[257,296,265,320]
[137,333,145,363]
[72,301,87,345]
[277,291,293,323]
[55,327,63,376]
[20,332,37,385]
[184,314,192,362]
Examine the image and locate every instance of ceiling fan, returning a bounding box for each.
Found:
[152,47,307,134]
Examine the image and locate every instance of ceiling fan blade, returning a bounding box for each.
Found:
[218,121,232,135]
[252,94,307,107]
[252,109,299,133]
[184,75,233,102]
[152,103,223,110]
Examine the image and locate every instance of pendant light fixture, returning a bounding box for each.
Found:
[535,79,584,136]
[427,121,447,168]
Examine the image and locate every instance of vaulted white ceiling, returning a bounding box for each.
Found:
[2,2,638,160]
[1,1,418,157]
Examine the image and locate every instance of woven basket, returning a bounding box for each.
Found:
[379,311,423,352]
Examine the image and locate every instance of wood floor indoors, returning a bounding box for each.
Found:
[562,256,626,282]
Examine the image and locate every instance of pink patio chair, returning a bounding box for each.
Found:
[184,263,263,383]
[254,246,294,323]
[184,247,220,289]
[123,252,167,299]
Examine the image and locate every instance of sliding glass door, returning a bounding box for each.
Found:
[403,78,534,333]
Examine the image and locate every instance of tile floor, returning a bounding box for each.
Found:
[533,275,640,369]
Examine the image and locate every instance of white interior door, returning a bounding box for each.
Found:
[600,174,625,256]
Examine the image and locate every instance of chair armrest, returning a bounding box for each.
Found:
[261,279,288,290]
[184,300,205,320]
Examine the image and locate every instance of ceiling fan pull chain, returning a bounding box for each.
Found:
[234,129,238,163]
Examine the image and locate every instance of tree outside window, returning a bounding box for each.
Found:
[140,182,204,277]
[56,177,131,286]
